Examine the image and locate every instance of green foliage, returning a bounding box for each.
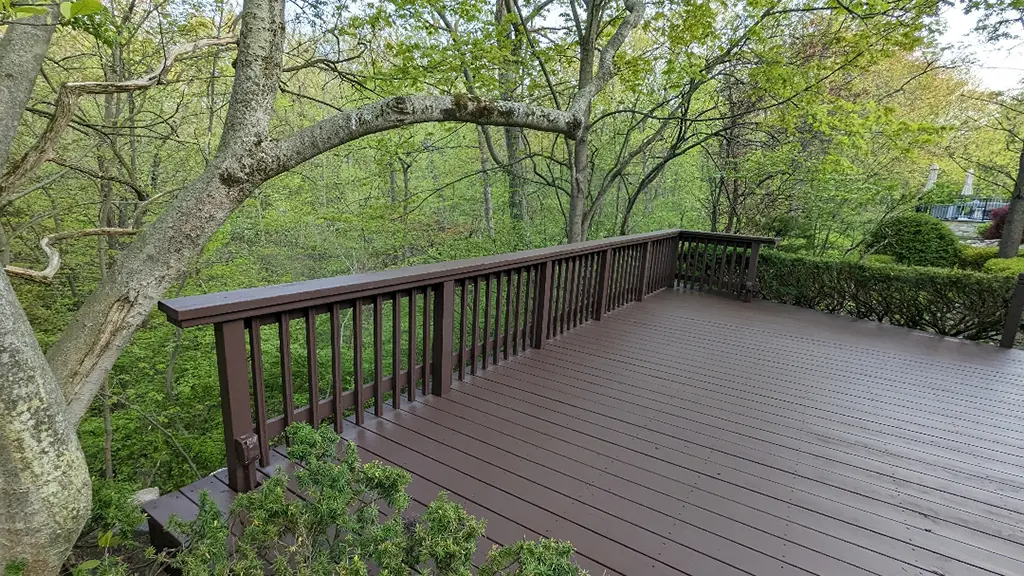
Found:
[865,213,962,268]
[983,256,1024,276]
[3,560,27,576]
[758,250,1016,339]
[959,246,1001,270]
[85,479,146,548]
[70,557,132,576]
[479,540,582,576]
[165,424,585,576]
[862,254,895,265]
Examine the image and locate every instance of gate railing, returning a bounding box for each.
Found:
[158,229,774,492]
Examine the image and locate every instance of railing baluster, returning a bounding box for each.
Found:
[305,308,319,426]
[373,295,384,416]
[520,267,531,351]
[278,313,295,431]
[458,278,468,380]
[330,304,343,433]
[596,248,612,319]
[504,270,514,357]
[248,318,269,467]
[483,275,493,368]
[639,241,652,301]
[407,290,416,402]
[431,281,454,395]
[352,299,364,425]
[510,269,521,356]
[471,277,481,374]
[580,254,591,323]
[554,260,565,335]
[392,293,401,409]
[562,259,570,329]
[533,261,553,348]
[516,267,526,353]
[214,319,257,492]
[563,257,575,333]
[494,272,504,364]
[422,287,431,396]
[618,248,628,308]
[686,238,697,289]
[574,256,584,326]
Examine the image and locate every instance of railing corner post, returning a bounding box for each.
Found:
[214,319,257,492]
[1000,273,1024,348]
[743,242,763,303]
[533,260,553,348]
[668,235,680,289]
[595,248,613,320]
[431,280,455,395]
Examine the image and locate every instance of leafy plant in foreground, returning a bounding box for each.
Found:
[168,424,586,576]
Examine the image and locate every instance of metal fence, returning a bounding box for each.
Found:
[916,198,1009,222]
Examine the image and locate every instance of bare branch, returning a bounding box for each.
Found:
[4,228,137,283]
[0,36,238,200]
[568,0,646,115]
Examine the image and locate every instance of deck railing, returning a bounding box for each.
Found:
[158,229,775,492]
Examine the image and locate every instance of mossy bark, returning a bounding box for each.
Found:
[0,273,91,575]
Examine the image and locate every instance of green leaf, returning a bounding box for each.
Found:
[97,530,114,548]
[77,560,101,571]
[68,0,104,17]
[59,1,71,18]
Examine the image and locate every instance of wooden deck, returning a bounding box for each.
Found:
[146,289,1024,576]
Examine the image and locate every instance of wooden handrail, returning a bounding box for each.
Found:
[159,230,681,328]
[157,229,772,492]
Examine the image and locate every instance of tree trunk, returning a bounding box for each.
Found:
[998,143,1024,258]
[476,127,495,236]
[503,127,529,223]
[0,8,58,173]
[0,273,91,575]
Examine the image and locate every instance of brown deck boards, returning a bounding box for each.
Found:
[146,289,1024,575]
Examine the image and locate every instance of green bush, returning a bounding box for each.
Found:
[866,213,962,268]
[758,250,1016,339]
[862,254,895,265]
[983,257,1024,276]
[958,246,1000,271]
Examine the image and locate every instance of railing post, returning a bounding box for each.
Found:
[668,236,680,289]
[214,319,258,492]
[595,248,613,320]
[533,260,553,348]
[743,242,762,303]
[431,280,454,395]
[638,241,652,301]
[1000,273,1024,348]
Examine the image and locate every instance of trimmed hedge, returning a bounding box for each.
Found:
[866,213,962,268]
[757,250,1016,340]
[958,246,999,271]
[983,256,1024,276]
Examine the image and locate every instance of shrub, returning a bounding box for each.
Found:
[958,246,1000,271]
[976,223,991,238]
[983,257,1024,276]
[166,423,586,576]
[758,250,1017,339]
[862,254,895,265]
[866,213,961,268]
[983,206,1009,240]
